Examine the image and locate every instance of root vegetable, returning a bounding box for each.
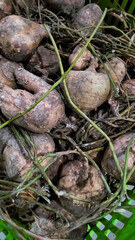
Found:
[98,57,126,84]
[122,79,135,95]
[69,44,92,70]
[0,126,55,181]
[0,64,65,133]
[43,0,85,14]
[64,58,110,112]
[74,4,102,36]
[0,15,48,62]
[0,0,14,19]
[58,160,106,217]
[27,46,59,76]
[101,133,135,182]
[0,55,17,88]
[31,205,87,239]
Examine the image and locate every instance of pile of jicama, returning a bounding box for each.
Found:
[0,1,135,239]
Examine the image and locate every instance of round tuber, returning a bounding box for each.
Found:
[43,0,85,14]
[0,15,48,62]
[64,58,110,112]
[69,44,92,70]
[58,160,106,217]
[98,57,126,84]
[74,4,102,36]
[102,133,135,182]
[0,126,55,181]
[122,79,135,95]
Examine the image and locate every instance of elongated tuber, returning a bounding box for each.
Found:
[0,63,65,133]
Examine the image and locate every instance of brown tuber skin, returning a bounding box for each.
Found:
[0,125,55,181]
[65,56,110,112]
[27,46,60,76]
[0,0,14,20]
[101,133,135,182]
[0,15,48,62]
[98,57,126,84]
[0,55,17,88]
[43,0,85,14]
[122,79,135,95]
[58,160,106,217]
[74,4,102,36]
[0,62,65,133]
[69,44,92,70]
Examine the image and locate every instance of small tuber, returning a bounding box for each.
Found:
[98,57,126,84]
[69,44,92,70]
[102,133,135,182]
[74,4,102,36]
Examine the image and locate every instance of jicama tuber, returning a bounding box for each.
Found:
[98,57,126,84]
[0,15,48,62]
[58,160,106,217]
[69,44,92,70]
[0,125,55,181]
[43,0,85,14]
[0,62,65,133]
[64,55,110,112]
[74,4,102,36]
[102,133,135,182]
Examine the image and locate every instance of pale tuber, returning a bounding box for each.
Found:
[64,56,110,112]
[98,57,126,84]
[69,44,92,70]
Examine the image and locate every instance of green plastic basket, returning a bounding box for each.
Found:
[85,185,135,240]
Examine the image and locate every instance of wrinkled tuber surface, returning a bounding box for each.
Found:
[0,15,48,62]
[27,46,59,76]
[102,133,135,182]
[74,4,102,36]
[0,126,55,181]
[0,63,65,133]
[58,160,106,217]
[69,44,92,70]
[98,57,126,84]
[64,63,110,112]
[43,0,85,14]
